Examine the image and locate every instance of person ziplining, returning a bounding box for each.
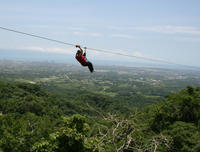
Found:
[75,45,95,73]
[0,26,199,71]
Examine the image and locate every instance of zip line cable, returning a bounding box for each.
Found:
[0,26,75,47]
[86,46,173,65]
[0,26,199,69]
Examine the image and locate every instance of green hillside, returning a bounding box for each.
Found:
[0,81,200,152]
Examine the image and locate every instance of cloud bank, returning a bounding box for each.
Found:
[110,25,200,35]
[20,46,74,55]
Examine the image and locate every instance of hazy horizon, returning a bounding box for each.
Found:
[1,48,200,72]
[0,0,200,68]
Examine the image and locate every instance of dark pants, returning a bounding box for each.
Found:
[82,61,94,72]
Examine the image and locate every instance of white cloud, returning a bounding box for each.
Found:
[130,51,166,63]
[65,26,85,31]
[27,25,53,29]
[111,34,135,39]
[26,25,84,30]
[133,51,145,57]
[73,31,82,35]
[20,46,115,59]
[20,46,74,55]
[88,32,102,37]
[142,26,200,35]
[89,48,152,61]
[73,31,102,37]
[174,37,200,42]
[18,46,166,63]
[110,25,200,35]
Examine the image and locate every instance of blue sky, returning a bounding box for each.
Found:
[0,0,200,67]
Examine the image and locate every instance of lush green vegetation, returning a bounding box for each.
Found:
[0,61,200,151]
[0,82,200,151]
[1,60,200,109]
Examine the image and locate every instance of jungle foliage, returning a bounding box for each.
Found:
[0,82,200,152]
[1,61,200,151]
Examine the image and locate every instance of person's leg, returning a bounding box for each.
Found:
[87,62,94,72]
[81,62,94,72]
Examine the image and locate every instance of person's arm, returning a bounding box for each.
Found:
[76,45,83,55]
[83,51,86,56]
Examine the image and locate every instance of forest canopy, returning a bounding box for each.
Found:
[0,81,200,152]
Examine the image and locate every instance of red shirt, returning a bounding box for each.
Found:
[76,55,86,65]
